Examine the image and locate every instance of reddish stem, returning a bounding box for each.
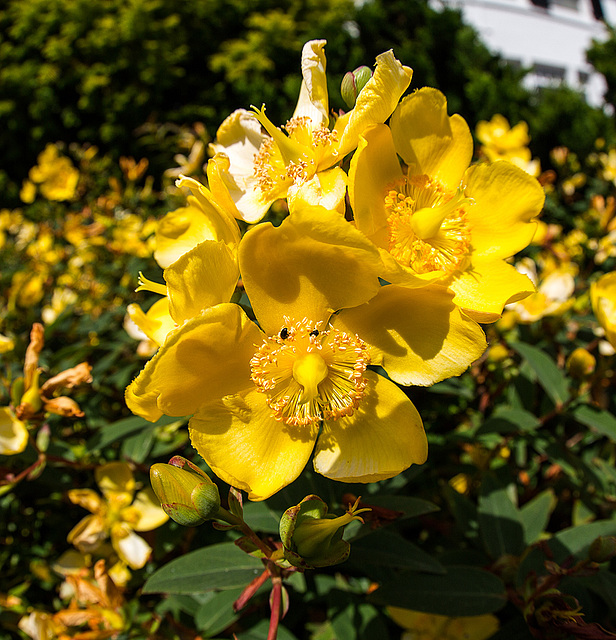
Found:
[234,568,270,612]
[267,574,283,640]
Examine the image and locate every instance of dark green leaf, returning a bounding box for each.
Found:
[237,620,298,640]
[243,501,282,534]
[121,426,155,464]
[520,489,556,546]
[195,588,242,636]
[369,566,507,616]
[478,474,525,557]
[347,530,445,578]
[571,404,616,441]
[476,407,539,435]
[511,342,569,405]
[143,542,263,594]
[86,414,181,451]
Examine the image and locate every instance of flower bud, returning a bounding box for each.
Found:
[589,535,616,562]
[150,457,221,527]
[279,495,369,569]
[341,66,372,109]
[566,347,596,380]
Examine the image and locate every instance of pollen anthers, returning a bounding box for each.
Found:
[385,175,472,276]
[250,317,370,427]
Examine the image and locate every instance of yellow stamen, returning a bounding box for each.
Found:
[250,317,370,426]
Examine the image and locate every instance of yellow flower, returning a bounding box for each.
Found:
[207,40,413,222]
[509,259,576,323]
[0,407,29,455]
[591,272,616,348]
[349,88,545,322]
[388,606,499,640]
[475,114,540,176]
[27,144,80,201]
[126,207,486,500]
[67,462,168,569]
[155,180,240,269]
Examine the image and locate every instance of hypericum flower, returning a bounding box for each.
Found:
[349,87,545,322]
[206,40,413,223]
[0,407,29,455]
[388,606,499,640]
[508,258,576,323]
[21,143,80,202]
[476,113,541,177]
[127,178,241,348]
[591,272,616,348]
[67,461,168,569]
[126,207,486,500]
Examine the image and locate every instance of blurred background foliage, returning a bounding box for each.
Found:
[2,0,615,203]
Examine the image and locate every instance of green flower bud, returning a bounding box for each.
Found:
[11,376,25,407]
[341,66,372,109]
[589,535,616,562]
[279,495,369,569]
[150,456,221,527]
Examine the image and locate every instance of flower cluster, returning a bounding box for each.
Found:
[126,40,544,501]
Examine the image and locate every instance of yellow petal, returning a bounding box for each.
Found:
[313,371,426,482]
[206,152,274,224]
[0,406,29,455]
[164,240,238,324]
[126,304,261,421]
[239,206,383,335]
[464,161,544,260]
[111,523,152,569]
[390,87,473,190]
[67,514,107,553]
[189,389,318,501]
[335,50,413,160]
[67,488,103,514]
[154,194,239,269]
[130,488,169,531]
[288,166,347,215]
[96,461,135,502]
[126,298,175,347]
[292,39,329,127]
[349,124,404,247]
[334,285,487,386]
[447,257,536,323]
[591,272,616,346]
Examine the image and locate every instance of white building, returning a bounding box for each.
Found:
[432,0,616,105]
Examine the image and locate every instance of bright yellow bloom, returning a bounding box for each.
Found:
[388,606,499,640]
[350,88,545,322]
[155,179,240,269]
[67,462,168,569]
[476,114,541,177]
[207,40,413,222]
[0,407,29,455]
[25,143,80,201]
[591,272,616,348]
[126,207,486,500]
[509,259,576,323]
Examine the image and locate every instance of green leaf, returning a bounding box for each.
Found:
[476,407,539,435]
[142,542,263,594]
[346,530,445,578]
[243,500,282,534]
[550,519,616,561]
[121,426,155,464]
[86,414,181,451]
[369,566,507,616]
[511,342,569,405]
[520,489,556,546]
[478,474,525,557]
[237,620,298,640]
[195,588,242,636]
[571,404,616,441]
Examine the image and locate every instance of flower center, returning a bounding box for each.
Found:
[385,175,473,276]
[252,113,338,199]
[250,317,370,426]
